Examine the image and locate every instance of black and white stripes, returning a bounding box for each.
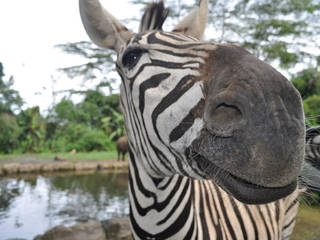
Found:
[79,1,307,239]
[118,31,300,239]
[306,126,320,169]
[127,146,299,239]
[119,31,210,179]
[303,126,320,194]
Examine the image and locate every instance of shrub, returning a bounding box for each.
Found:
[50,123,113,152]
[0,113,22,153]
[303,95,320,126]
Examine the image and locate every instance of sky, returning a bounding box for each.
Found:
[1,0,318,114]
[0,0,141,113]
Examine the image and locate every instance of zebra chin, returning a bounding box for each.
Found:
[184,120,304,204]
[186,147,297,204]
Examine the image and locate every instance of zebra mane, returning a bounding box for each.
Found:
[139,1,169,33]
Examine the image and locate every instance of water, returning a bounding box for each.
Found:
[0,171,319,240]
[0,171,129,240]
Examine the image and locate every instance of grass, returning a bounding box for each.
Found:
[0,151,118,163]
[292,204,320,240]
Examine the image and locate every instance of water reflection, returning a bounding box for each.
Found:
[0,171,129,240]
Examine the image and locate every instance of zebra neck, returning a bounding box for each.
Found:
[127,153,300,240]
[128,150,190,202]
[128,154,195,239]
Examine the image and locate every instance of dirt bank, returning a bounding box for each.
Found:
[0,160,128,176]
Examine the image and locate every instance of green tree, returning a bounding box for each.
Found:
[18,106,46,153]
[52,92,121,129]
[0,62,24,153]
[130,0,320,73]
[54,98,90,125]
[46,92,123,152]
[83,91,122,128]
[101,107,125,141]
[292,68,320,126]
[55,1,320,94]
[55,41,116,94]
[55,0,320,145]
[292,68,320,99]
[225,0,320,70]
[0,62,23,114]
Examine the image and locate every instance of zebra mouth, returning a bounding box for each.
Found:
[187,149,297,204]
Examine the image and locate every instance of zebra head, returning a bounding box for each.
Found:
[79,0,305,204]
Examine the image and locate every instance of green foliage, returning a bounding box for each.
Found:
[45,91,122,153]
[0,62,23,114]
[52,1,319,150]
[292,68,320,98]
[0,62,124,154]
[54,98,91,124]
[292,68,320,126]
[82,91,121,127]
[17,107,46,153]
[0,113,22,153]
[56,41,116,94]
[101,107,125,141]
[225,0,319,70]
[0,62,3,79]
[130,0,320,73]
[5,0,318,154]
[303,95,320,126]
[49,123,113,152]
[263,42,298,69]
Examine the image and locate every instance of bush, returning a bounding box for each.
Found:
[17,107,46,153]
[292,68,320,99]
[0,113,22,153]
[50,123,114,152]
[48,137,68,153]
[303,95,320,126]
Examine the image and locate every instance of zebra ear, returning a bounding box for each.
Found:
[172,0,208,40]
[79,0,133,52]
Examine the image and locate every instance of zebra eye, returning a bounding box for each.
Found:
[122,49,145,69]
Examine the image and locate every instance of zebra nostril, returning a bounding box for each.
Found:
[212,103,242,126]
[204,101,244,137]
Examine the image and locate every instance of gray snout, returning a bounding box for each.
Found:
[204,92,246,137]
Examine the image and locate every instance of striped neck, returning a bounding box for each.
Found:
[127,149,300,240]
[128,149,195,239]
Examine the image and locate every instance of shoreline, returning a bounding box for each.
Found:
[0,160,128,176]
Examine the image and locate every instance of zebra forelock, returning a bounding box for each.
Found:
[139,1,169,33]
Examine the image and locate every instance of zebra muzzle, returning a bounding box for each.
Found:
[203,91,247,138]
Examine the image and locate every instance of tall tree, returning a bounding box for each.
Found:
[18,106,46,153]
[56,0,319,131]
[0,62,23,114]
[218,0,320,70]
[57,0,320,94]
[55,41,116,94]
[130,0,320,73]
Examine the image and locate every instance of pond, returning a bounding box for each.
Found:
[0,171,129,240]
[0,171,319,240]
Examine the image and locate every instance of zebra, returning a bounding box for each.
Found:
[302,126,320,194]
[79,0,306,239]
[305,126,320,169]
